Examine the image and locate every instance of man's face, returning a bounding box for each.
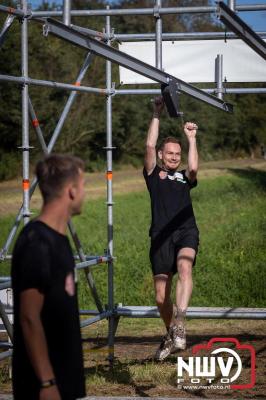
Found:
[71,169,85,216]
[158,142,181,171]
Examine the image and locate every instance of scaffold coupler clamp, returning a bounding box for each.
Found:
[43,22,50,37]
[0,249,7,262]
[153,5,160,19]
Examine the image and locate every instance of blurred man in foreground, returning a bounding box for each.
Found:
[12,154,86,400]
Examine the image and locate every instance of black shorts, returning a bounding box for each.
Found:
[149,227,199,276]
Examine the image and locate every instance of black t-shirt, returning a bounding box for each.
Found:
[11,220,85,400]
[143,165,198,236]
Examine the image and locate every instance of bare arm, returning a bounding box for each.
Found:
[20,289,61,400]
[184,122,198,183]
[144,97,164,175]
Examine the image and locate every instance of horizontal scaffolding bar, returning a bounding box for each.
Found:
[80,310,112,328]
[224,88,266,94]
[0,309,12,316]
[0,4,24,17]
[114,31,266,42]
[0,349,12,361]
[0,254,11,260]
[0,75,264,96]
[45,18,233,113]
[31,4,266,18]
[71,24,108,41]
[0,277,11,282]
[217,1,266,60]
[79,306,266,320]
[237,4,266,11]
[1,309,12,316]
[1,308,103,317]
[115,88,266,95]
[115,306,266,320]
[74,255,109,261]
[0,281,11,290]
[33,7,214,17]
[79,309,99,315]
[0,341,12,349]
[76,256,110,270]
[0,74,108,94]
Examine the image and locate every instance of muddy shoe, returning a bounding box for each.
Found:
[170,324,186,351]
[155,332,174,361]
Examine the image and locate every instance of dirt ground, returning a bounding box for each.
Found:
[82,318,266,399]
[1,319,265,398]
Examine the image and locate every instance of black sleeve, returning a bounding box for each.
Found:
[15,238,52,294]
[182,169,197,189]
[143,166,148,179]
[143,165,159,188]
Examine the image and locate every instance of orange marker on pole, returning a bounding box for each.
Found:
[32,119,39,128]
[106,171,112,181]
[22,179,30,191]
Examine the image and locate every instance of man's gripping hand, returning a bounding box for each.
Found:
[153,96,164,118]
[184,122,198,139]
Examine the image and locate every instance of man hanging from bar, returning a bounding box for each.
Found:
[143,97,199,360]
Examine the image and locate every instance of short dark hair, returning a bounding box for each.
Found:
[36,153,85,204]
[158,136,182,151]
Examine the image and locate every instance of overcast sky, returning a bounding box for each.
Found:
[30,1,266,31]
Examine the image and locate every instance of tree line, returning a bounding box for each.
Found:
[0,0,265,180]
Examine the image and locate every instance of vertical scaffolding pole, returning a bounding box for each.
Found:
[228,0,236,11]
[105,7,115,363]
[28,53,104,312]
[21,0,30,224]
[155,0,162,69]
[215,54,224,100]
[63,0,71,26]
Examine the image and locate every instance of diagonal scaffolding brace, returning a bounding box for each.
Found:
[217,1,266,61]
[0,52,93,260]
[0,13,15,48]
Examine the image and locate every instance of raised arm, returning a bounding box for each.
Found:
[184,122,198,183]
[144,97,164,175]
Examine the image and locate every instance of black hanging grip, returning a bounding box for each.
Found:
[161,80,183,118]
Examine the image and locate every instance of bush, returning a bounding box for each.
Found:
[0,152,20,181]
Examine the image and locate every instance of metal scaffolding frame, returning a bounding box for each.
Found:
[0,0,266,362]
[217,1,266,60]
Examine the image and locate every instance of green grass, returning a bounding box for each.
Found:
[0,168,265,308]
[87,360,176,387]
